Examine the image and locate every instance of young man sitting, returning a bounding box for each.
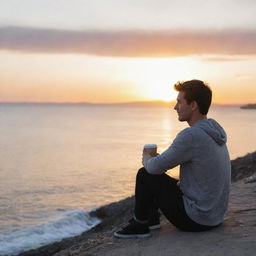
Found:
[114,79,231,238]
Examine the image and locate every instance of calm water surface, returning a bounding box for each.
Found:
[0,103,255,255]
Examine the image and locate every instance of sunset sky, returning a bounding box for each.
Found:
[0,0,256,104]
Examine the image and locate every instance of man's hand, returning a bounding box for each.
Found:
[142,150,159,166]
[142,151,151,166]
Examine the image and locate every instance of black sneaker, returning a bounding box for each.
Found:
[148,215,161,230]
[114,219,151,238]
[127,217,161,230]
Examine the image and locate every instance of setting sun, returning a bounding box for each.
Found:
[146,85,177,102]
[123,57,200,102]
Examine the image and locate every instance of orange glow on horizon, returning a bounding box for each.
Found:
[0,52,255,105]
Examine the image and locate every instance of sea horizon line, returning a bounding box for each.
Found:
[0,101,246,106]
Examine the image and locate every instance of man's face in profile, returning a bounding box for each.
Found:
[174,92,193,123]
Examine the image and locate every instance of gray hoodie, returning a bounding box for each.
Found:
[144,118,231,226]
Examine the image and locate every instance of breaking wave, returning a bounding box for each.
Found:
[0,209,101,256]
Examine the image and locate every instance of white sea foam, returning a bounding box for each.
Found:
[0,210,101,256]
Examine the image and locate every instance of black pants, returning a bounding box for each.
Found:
[134,168,218,232]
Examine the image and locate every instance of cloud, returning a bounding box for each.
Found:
[201,55,254,62]
[1,26,256,57]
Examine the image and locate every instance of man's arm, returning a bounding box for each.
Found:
[143,128,194,174]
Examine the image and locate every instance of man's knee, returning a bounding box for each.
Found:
[136,167,149,180]
[137,167,147,174]
[136,167,158,184]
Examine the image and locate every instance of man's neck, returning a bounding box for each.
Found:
[188,115,207,127]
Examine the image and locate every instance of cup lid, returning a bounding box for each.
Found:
[144,144,157,148]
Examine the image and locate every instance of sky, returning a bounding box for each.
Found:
[0,0,256,104]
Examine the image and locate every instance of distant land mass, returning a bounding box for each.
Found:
[240,104,256,109]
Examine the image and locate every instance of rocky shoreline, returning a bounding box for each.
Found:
[18,151,256,256]
[231,151,256,182]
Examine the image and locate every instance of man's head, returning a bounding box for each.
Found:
[174,80,212,125]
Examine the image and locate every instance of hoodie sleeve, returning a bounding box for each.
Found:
[144,128,194,174]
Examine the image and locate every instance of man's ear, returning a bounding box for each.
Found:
[191,101,198,111]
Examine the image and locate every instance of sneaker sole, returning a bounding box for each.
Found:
[114,232,151,239]
[149,224,161,230]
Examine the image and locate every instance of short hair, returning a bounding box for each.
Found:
[174,79,212,115]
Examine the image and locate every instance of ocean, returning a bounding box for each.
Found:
[0,103,255,255]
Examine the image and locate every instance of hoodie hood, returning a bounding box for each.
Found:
[194,118,227,145]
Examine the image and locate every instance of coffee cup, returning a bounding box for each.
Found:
[144,144,157,156]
